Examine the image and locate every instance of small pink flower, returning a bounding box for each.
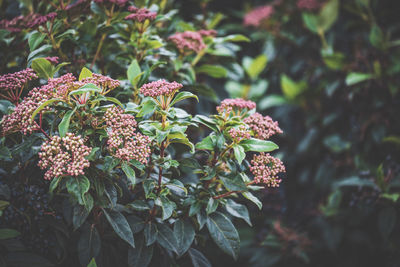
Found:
[105,106,151,164]
[243,5,274,27]
[38,133,92,180]
[0,68,37,93]
[27,12,57,28]
[45,56,60,64]
[168,31,209,53]
[250,153,285,187]
[297,0,322,10]
[140,80,183,97]
[229,126,251,143]
[216,98,256,115]
[125,6,157,22]
[244,112,283,140]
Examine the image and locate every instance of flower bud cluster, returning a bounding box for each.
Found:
[38,133,92,180]
[81,73,120,92]
[297,0,321,10]
[27,12,57,28]
[140,80,183,97]
[105,106,151,164]
[250,153,285,187]
[229,126,251,143]
[169,31,211,53]
[0,14,41,32]
[0,68,37,92]
[45,57,60,64]
[94,0,127,7]
[216,98,256,115]
[126,6,157,22]
[243,5,274,27]
[1,84,53,135]
[244,112,283,140]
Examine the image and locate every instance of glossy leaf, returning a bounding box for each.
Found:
[31,58,53,79]
[206,212,240,260]
[77,225,101,266]
[128,234,153,267]
[58,108,76,137]
[225,199,252,226]
[102,208,135,248]
[156,223,179,254]
[188,248,212,267]
[170,91,199,106]
[240,138,279,152]
[173,219,195,256]
[233,145,246,164]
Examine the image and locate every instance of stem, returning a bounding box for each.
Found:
[156,140,165,194]
[213,190,240,199]
[191,48,206,67]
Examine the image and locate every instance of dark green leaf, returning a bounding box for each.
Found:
[102,208,135,248]
[170,91,199,106]
[174,219,195,256]
[220,175,247,191]
[157,223,179,254]
[122,162,136,188]
[196,136,214,150]
[0,229,20,239]
[206,212,240,259]
[144,222,158,245]
[66,176,90,206]
[31,58,53,79]
[225,199,252,226]
[233,145,246,164]
[242,192,262,210]
[196,65,228,78]
[78,225,101,266]
[28,31,46,51]
[128,234,153,267]
[127,200,150,211]
[156,196,176,220]
[188,248,212,267]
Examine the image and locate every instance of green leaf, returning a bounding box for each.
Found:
[225,199,252,226]
[66,176,90,206]
[170,91,199,106]
[79,67,93,81]
[122,162,136,188]
[245,55,268,80]
[78,225,101,266]
[221,34,250,43]
[345,72,374,86]
[127,215,146,234]
[73,204,92,230]
[31,98,62,121]
[233,145,246,164]
[334,176,378,189]
[302,13,319,34]
[127,200,150,212]
[206,212,240,260]
[174,219,195,257]
[127,59,142,87]
[220,175,247,191]
[206,198,218,215]
[28,31,46,51]
[144,222,158,245]
[195,65,228,78]
[189,201,202,216]
[240,138,279,152]
[128,234,153,267]
[242,191,262,210]
[258,94,287,110]
[196,135,214,150]
[280,74,307,100]
[102,208,135,248]
[193,115,219,132]
[370,24,385,49]
[0,228,20,239]
[31,58,53,79]
[156,223,179,254]
[58,108,76,137]
[49,176,62,194]
[27,44,52,64]
[318,0,339,32]
[188,248,212,267]
[87,258,97,267]
[69,83,101,96]
[137,98,157,117]
[378,207,396,240]
[156,196,176,221]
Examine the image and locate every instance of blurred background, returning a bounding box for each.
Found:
[1,0,400,266]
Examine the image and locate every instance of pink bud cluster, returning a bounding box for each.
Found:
[45,56,60,64]
[38,133,92,180]
[198,29,217,37]
[169,31,211,53]
[216,98,256,114]
[0,68,37,92]
[1,83,54,135]
[105,106,151,164]
[94,0,127,7]
[250,153,285,187]
[243,5,274,27]
[297,0,321,10]
[0,14,40,32]
[125,6,157,22]
[27,12,57,28]
[81,74,120,92]
[244,112,283,140]
[140,80,183,97]
[229,126,251,143]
